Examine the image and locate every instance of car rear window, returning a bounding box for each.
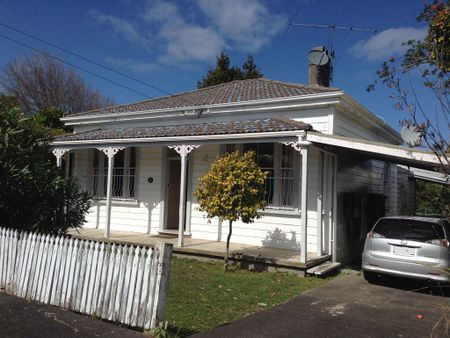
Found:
[443,220,450,238]
[373,219,445,242]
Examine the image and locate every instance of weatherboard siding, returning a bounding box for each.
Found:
[73,141,324,252]
[72,106,332,135]
[394,166,413,215]
[188,145,321,252]
[82,147,163,234]
[334,109,395,143]
[337,158,385,195]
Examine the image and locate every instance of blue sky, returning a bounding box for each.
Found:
[0,0,430,131]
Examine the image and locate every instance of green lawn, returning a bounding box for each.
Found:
[164,257,328,337]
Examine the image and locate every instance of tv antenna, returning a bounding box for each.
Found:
[288,22,377,81]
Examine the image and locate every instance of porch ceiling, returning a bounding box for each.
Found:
[51,118,312,148]
[307,131,448,172]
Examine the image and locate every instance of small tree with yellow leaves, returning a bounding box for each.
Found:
[194,151,267,271]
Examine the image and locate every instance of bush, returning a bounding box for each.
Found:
[0,95,90,234]
[194,151,267,271]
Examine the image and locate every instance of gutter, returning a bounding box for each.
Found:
[51,130,305,148]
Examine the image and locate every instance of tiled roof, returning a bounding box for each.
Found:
[67,78,340,117]
[54,118,312,143]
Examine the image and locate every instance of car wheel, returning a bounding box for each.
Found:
[363,271,378,283]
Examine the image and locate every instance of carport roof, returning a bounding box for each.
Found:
[307,131,448,173]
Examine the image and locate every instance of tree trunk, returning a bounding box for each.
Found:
[224,220,233,272]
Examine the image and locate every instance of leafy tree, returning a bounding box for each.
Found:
[368,1,450,173]
[0,95,91,234]
[0,52,113,116]
[31,108,71,136]
[197,52,263,89]
[194,151,267,271]
[415,180,450,217]
[369,1,449,174]
[242,55,263,79]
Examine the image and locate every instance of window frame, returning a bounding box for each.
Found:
[228,142,299,211]
[90,148,138,201]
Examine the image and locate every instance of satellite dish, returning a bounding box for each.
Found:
[401,125,422,147]
[308,46,330,66]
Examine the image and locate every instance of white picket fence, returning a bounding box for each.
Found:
[0,227,172,330]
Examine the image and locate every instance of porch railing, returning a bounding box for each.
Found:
[89,167,136,199]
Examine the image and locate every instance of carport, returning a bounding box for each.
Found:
[306,131,448,264]
[307,131,448,172]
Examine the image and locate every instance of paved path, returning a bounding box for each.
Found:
[0,291,146,338]
[194,274,449,338]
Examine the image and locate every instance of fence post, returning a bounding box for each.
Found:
[151,242,173,329]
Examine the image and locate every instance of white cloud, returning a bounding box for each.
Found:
[88,9,152,50]
[105,57,158,73]
[161,26,226,63]
[140,0,182,25]
[89,0,286,67]
[197,0,286,52]
[350,27,427,61]
[140,0,226,63]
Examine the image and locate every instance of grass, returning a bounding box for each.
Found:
[164,257,329,337]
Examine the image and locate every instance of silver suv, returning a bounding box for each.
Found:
[362,216,450,283]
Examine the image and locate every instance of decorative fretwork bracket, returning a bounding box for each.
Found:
[168,145,201,157]
[281,132,310,153]
[52,147,71,167]
[97,147,125,158]
[281,141,304,152]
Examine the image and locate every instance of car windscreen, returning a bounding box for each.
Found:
[373,219,445,242]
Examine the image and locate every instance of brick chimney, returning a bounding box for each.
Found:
[308,46,331,87]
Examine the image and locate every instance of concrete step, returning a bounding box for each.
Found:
[307,261,341,277]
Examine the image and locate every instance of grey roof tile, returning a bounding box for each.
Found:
[54,118,312,142]
[67,78,340,118]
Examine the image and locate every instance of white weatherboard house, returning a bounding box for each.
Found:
[52,72,444,266]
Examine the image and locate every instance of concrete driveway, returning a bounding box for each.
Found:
[194,274,449,338]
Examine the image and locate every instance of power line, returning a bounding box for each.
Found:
[0,21,172,96]
[0,32,153,99]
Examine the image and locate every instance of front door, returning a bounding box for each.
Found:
[166,160,181,229]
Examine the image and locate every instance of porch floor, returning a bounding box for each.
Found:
[67,228,330,272]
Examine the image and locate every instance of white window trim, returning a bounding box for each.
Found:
[92,197,140,206]
[90,148,138,200]
[259,208,301,216]
[229,142,300,211]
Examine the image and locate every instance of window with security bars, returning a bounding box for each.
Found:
[90,148,136,199]
[231,143,297,209]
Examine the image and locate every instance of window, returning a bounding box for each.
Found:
[90,148,136,199]
[241,143,296,209]
[62,152,75,177]
[373,219,445,242]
